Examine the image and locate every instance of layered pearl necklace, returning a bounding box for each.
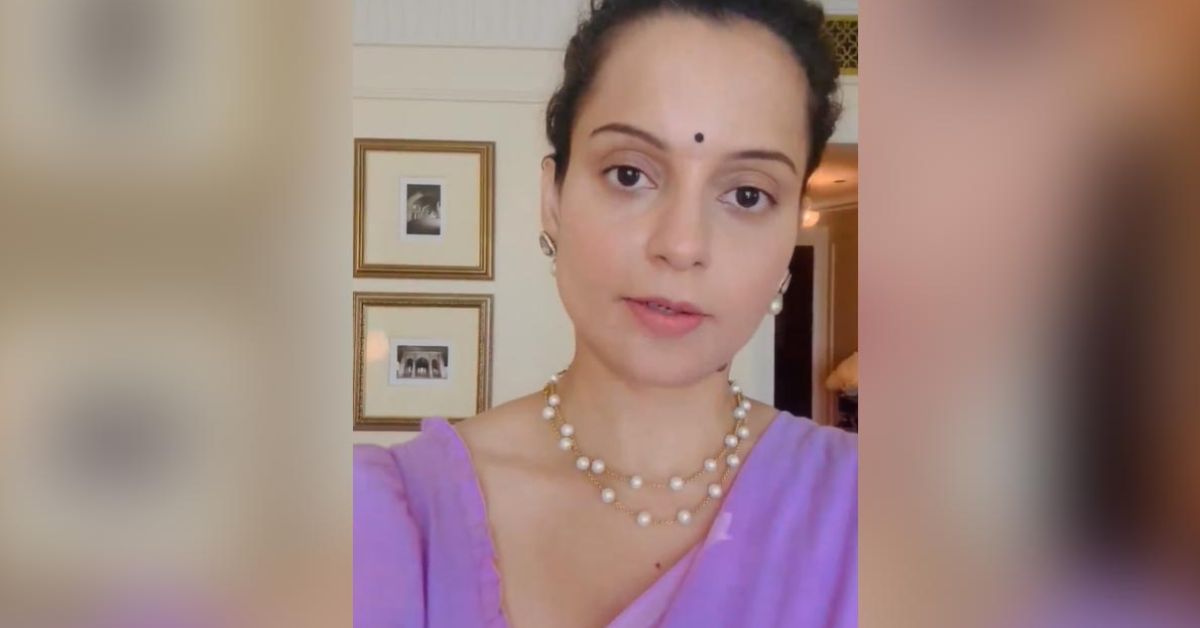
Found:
[540,371,752,527]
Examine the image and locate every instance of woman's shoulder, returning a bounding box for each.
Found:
[352,439,427,529]
[768,410,857,460]
[353,393,545,512]
[353,437,444,626]
[454,393,544,443]
[353,419,468,507]
[353,421,506,627]
[355,427,437,482]
[353,442,405,481]
[754,410,858,496]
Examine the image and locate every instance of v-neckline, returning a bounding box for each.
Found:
[435,410,788,628]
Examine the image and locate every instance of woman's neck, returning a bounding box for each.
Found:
[552,347,736,479]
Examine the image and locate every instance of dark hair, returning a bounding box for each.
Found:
[546,0,841,187]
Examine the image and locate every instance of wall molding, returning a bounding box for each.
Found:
[352,39,857,142]
[353,85,551,105]
[354,0,588,49]
[353,0,857,48]
[354,79,857,107]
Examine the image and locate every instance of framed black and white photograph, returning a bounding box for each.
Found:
[389,340,452,385]
[354,292,493,431]
[400,178,445,240]
[355,139,494,280]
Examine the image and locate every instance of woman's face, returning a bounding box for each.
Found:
[542,13,813,386]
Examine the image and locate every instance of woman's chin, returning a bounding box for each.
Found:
[598,347,729,388]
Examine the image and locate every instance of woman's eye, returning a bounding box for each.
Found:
[720,186,775,212]
[604,166,652,190]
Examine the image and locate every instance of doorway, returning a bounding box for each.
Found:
[774,247,815,418]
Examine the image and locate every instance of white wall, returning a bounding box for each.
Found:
[352,45,856,445]
[831,76,859,144]
[353,46,566,446]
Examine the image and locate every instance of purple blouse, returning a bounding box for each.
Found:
[354,412,858,628]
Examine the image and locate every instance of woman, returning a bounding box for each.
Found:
[355,1,856,626]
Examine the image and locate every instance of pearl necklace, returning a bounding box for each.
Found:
[540,371,752,527]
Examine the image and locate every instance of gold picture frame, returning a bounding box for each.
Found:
[353,292,494,431]
[354,138,496,280]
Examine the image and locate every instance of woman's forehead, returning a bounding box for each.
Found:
[577,13,812,152]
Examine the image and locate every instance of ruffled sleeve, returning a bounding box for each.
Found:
[354,444,426,628]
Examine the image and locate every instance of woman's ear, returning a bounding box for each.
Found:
[540,156,563,240]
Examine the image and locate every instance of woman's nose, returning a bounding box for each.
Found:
[644,188,711,271]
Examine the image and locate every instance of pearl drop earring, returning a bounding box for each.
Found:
[769,272,792,316]
[539,231,558,276]
[538,231,557,257]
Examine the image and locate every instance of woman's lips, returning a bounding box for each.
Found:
[623,298,707,338]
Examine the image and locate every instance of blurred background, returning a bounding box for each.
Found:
[0,0,352,626]
[862,0,1200,626]
[0,0,1197,627]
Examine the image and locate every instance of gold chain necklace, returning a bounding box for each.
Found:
[540,371,752,527]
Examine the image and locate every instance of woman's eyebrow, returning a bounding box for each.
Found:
[727,149,797,174]
[590,122,667,150]
[590,122,797,174]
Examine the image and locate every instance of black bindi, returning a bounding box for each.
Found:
[694,132,705,143]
